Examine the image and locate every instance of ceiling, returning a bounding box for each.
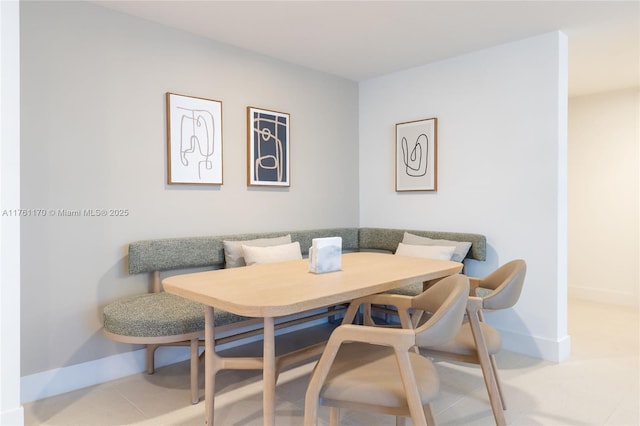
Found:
[94,1,639,97]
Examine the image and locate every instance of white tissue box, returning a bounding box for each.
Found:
[308,237,342,274]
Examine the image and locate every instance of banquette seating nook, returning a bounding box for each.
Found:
[102,227,487,406]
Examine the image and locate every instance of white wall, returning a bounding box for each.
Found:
[19,1,358,401]
[568,89,639,306]
[1,0,24,423]
[359,32,570,362]
[17,2,577,403]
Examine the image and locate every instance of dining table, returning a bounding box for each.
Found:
[163,251,463,426]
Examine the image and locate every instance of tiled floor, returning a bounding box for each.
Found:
[23,298,639,425]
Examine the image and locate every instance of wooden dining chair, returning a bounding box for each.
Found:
[304,274,470,426]
[420,259,527,426]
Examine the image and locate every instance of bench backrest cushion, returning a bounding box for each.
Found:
[128,228,359,274]
[290,228,360,255]
[127,227,484,274]
[128,237,225,274]
[358,228,485,261]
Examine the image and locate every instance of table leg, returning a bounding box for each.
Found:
[263,316,276,426]
[205,306,215,425]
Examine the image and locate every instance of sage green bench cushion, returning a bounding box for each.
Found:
[384,282,424,296]
[128,227,360,274]
[289,227,359,255]
[128,237,225,275]
[103,292,250,338]
[127,227,484,275]
[358,227,486,261]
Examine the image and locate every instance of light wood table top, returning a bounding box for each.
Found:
[163,252,464,317]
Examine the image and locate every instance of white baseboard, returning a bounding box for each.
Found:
[21,347,159,404]
[0,406,24,426]
[21,317,327,404]
[500,328,571,363]
[568,286,638,307]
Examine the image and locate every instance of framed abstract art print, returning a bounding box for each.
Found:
[395,117,437,192]
[166,92,223,185]
[247,107,290,187]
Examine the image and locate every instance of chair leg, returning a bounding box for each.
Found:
[395,352,428,426]
[423,404,436,426]
[477,352,505,425]
[190,338,200,404]
[395,415,407,426]
[490,354,506,410]
[478,310,506,410]
[329,407,340,426]
[467,309,505,426]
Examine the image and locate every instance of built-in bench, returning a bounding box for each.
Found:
[103,227,486,403]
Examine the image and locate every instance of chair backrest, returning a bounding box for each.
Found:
[413,274,470,348]
[479,259,527,310]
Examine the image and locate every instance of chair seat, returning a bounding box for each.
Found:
[321,342,439,408]
[424,321,502,356]
[103,292,250,338]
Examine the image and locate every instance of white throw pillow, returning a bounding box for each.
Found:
[223,235,292,268]
[402,232,472,262]
[395,242,455,260]
[242,241,303,266]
